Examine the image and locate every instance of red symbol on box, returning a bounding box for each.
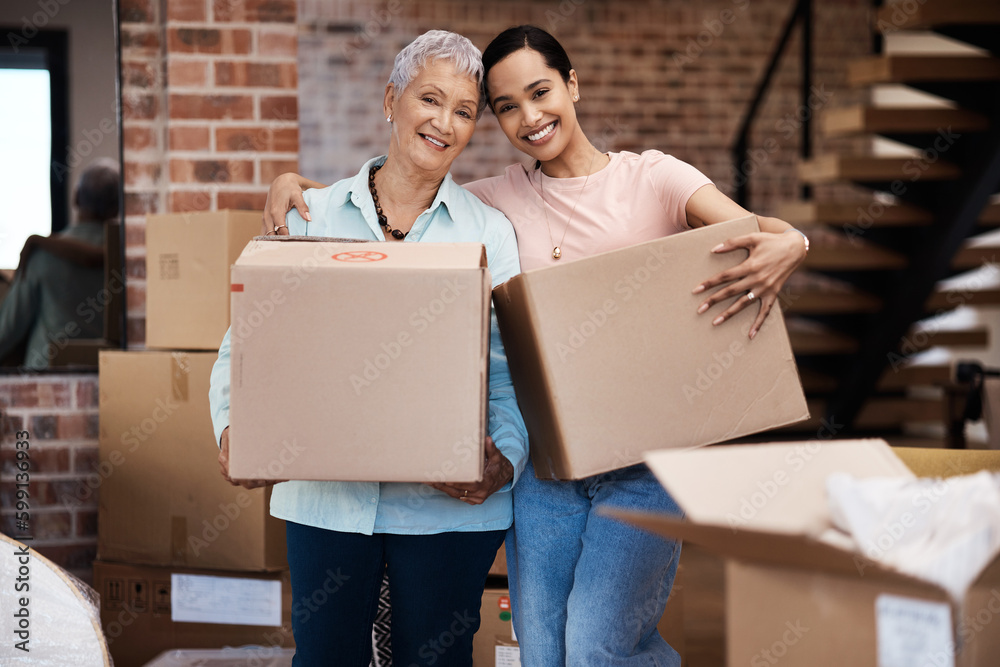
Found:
[231,284,245,292]
[498,596,510,610]
[332,251,388,262]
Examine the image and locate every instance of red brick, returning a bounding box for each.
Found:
[169,159,254,184]
[0,446,68,475]
[2,413,25,436]
[57,415,87,440]
[73,447,100,474]
[119,0,154,23]
[126,255,147,280]
[121,93,159,121]
[217,191,268,211]
[76,509,98,537]
[127,284,146,311]
[216,126,298,153]
[169,126,211,151]
[30,415,58,440]
[215,61,297,88]
[76,379,99,409]
[120,29,160,53]
[125,190,160,216]
[169,94,254,120]
[127,317,146,346]
[123,125,156,152]
[213,0,296,23]
[170,190,215,212]
[123,61,157,89]
[168,60,209,87]
[33,511,73,540]
[37,382,72,408]
[259,29,297,58]
[33,543,97,574]
[167,0,208,22]
[124,161,162,187]
[260,95,298,121]
[168,28,253,55]
[260,159,299,183]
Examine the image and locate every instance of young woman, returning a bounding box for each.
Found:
[264,25,807,666]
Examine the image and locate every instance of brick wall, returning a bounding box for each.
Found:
[297,0,872,212]
[121,0,299,345]
[0,375,100,582]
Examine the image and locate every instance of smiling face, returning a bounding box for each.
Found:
[486,47,580,164]
[384,59,480,178]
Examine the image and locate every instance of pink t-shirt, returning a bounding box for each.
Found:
[463,150,713,272]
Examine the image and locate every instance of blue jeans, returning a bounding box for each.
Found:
[286,521,505,667]
[506,460,683,666]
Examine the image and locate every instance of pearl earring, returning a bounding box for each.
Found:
[387,115,392,122]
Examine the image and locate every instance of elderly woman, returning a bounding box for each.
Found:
[208,30,528,667]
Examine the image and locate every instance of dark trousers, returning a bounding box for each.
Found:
[286,521,505,667]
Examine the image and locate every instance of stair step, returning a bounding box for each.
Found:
[790,397,946,431]
[848,56,1000,85]
[783,286,882,315]
[927,264,1000,310]
[952,229,1000,268]
[803,235,907,270]
[787,319,858,355]
[876,1,1000,31]
[777,200,1000,228]
[777,200,932,226]
[799,155,961,184]
[821,106,989,137]
[878,361,952,390]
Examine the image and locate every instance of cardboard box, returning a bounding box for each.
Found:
[492,216,808,480]
[607,440,1000,667]
[93,560,293,667]
[489,543,507,577]
[474,588,519,667]
[146,210,260,350]
[227,239,491,482]
[99,350,286,571]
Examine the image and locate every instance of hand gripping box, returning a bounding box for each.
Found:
[605,440,1000,667]
[492,216,809,480]
[227,239,491,482]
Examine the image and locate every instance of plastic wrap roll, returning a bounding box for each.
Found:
[0,532,112,665]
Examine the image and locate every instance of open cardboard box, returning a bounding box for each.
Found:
[227,239,491,482]
[493,216,809,480]
[604,440,1000,666]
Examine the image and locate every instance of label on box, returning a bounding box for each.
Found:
[170,574,282,626]
[159,253,180,280]
[496,645,521,667]
[876,594,954,667]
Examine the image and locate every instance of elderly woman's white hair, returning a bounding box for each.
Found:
[388,30,486,118]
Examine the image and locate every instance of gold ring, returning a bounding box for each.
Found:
[747,291,756,302]
[273,224,287,234]
[462,489,468,499]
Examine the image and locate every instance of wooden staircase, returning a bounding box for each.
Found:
[772,0,1000,444]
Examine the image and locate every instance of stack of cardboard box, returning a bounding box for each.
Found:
[94,211,293,667]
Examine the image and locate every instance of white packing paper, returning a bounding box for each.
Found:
[170,574,282,626]
[826,470,1000,603]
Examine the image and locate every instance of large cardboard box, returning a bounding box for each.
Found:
[492,216,808,480]
[93,560,293,667]
[99,350,286,571]
[146,210,260,350]
[607,440,1000,667]
[227,239,491,482]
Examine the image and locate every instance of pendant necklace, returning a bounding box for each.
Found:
[369,163,407,239]
[540,148,600,260]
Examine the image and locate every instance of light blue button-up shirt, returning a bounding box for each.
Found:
[209,156,529,535]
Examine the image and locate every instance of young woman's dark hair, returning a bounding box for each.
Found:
[481,25,574,97]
